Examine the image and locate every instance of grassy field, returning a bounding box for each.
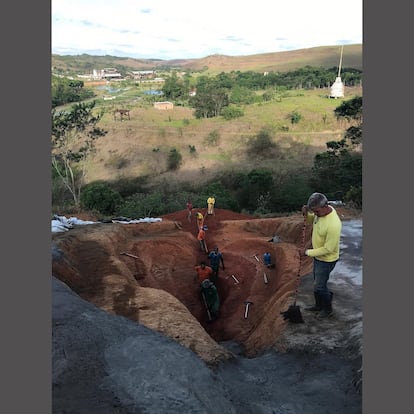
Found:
[80,85,362,188]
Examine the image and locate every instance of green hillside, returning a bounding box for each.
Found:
[52,44,362,76]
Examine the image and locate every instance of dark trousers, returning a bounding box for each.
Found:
[312,258,337,304]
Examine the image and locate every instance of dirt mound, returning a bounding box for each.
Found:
[52,208,316,364]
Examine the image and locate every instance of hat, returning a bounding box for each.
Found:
[202,279,212,289]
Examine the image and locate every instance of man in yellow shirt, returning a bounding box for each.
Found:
[195,211,204,229]
[207,196,215,215]
[300,192,342,318]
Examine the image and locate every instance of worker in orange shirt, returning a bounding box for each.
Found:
[194,261,213,284]
[197,225,208,252]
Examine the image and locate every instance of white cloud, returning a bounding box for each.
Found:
[52,0,362,59]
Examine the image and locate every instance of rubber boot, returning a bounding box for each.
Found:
[318,295,333,318]
[305,292,323,311]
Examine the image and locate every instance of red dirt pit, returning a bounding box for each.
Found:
[52,208,357,365]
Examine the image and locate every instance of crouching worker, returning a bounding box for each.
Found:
[194,261,213,284]
[200,279,220,321]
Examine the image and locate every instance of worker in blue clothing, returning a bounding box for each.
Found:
[208,247,225,283]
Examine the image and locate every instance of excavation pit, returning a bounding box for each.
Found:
[52,208,315,364]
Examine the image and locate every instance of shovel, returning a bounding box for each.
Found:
[201,291,212,321]
[280,215,307,323]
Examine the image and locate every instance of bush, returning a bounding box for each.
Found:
[204,130,220,146]
[109,176,149,198]
[345,186,362,209]
[167,148,182,170]
[117,192,164,218]
[247,128,276,157]
[80,182,122,215]
[287,110,303,124]
[221,106,244,120]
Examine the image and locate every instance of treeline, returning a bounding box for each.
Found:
[52,76,95,108]
[52,66,362,111]
[161,66,362,118]
[163,66,361,97]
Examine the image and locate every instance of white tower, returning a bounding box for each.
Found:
[329,45,345,98]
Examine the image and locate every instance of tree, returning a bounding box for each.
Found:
[309,96,363,203]
[334,96,362,123]
[335,95,363,145]
[161,72,189,100]
[234,169,275,213]
[191,87,229,118]
[247,128,278,157]
[80,182,122,215]
[51,101,107,208]
[52,75,95,108]
[167,148,182,170]
[287,110,303,125]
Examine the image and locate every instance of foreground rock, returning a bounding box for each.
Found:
[52,277,236,413]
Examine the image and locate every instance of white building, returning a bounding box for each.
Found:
[92,68,122,80]
[330,77,344,98]
[329,45,345,99]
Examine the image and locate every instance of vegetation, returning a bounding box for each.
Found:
[80,182,122,214]
[52,76,95,108]
[167,148,183,171]
[51,61,363,216]
[310,95,362,206]
[51,101,107,208]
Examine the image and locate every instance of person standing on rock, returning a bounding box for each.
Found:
[300,192,342,318]
[208,247,225,283]
[207,196,215,215]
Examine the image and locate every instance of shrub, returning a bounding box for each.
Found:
[247,128,276,156]
[345,186,362,209]
[167,148,182,170]
[221,106,244,120]
[117,192,164,218]
[205,130,220,146]
[287,110,303,124]
[80,182,122,215]
[109,176,149,198]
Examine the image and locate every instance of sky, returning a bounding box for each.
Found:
[52,0,363,60]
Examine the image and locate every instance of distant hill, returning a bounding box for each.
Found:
[52,44,362,75]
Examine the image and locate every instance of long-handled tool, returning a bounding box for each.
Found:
[280,215,306,323]
[120,251,138,259]
[201,291,212,321]
[231,274,240,284]
[244,301,253,319]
